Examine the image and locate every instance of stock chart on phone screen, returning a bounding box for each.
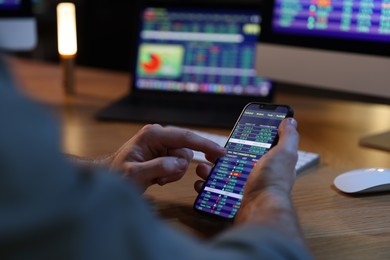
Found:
[195,105,288,218]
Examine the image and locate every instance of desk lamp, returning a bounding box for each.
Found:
[57,2,77,95]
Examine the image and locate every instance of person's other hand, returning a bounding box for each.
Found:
[195,118,307,249]
[234,117,299,227]
[241,117,299,199]
[108,124,226,192]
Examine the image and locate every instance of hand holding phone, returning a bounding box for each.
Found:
[194,102,294,220]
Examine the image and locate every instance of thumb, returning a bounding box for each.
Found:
[276,118,299,153]
[122,157,189,189]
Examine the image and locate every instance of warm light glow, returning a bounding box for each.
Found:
[57,3,77,57]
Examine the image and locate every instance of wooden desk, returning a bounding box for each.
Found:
[8,57,390,259]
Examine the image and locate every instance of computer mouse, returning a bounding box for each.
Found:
[333,168,390,194]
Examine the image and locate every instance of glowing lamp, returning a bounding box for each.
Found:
[57,3,77,94]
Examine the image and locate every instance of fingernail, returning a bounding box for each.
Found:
[215,145,226,152]
[288,118,297,128]
[157,177,168,185]
[176,158,188,171]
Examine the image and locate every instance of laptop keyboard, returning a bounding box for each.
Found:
[190,129,320,174]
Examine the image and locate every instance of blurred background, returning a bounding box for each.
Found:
[18,0,138,71]
[12,0,389,104]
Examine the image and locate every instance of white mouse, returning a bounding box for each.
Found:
[334,168,390,194]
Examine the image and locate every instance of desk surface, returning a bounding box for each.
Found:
[8,57,390,259]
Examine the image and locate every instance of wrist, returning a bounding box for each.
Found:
[235,188,308,249]
[235,189,292,225]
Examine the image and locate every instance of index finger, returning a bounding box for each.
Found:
[167,126,227,158]
[146,125,226,158]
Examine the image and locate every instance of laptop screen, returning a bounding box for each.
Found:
[133,4,273,98]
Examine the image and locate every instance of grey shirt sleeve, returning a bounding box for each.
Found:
[0,58,312,260]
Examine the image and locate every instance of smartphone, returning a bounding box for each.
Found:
[194,102,294,220]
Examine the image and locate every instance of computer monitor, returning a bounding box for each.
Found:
[257,0,390,99]
[0,0,37,51]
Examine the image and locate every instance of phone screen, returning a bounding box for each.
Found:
[194,103,293,219]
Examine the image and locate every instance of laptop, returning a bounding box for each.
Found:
[97,0,274,128]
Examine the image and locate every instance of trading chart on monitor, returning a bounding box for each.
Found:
[272,0,390,42]
[135,7,272,97]
[0,0,20,9]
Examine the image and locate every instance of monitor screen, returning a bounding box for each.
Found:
[272,0,389,43]
[133,5,273,98]
[256,0,390,99]
[0,0,21,10]
[0,0,37,51]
